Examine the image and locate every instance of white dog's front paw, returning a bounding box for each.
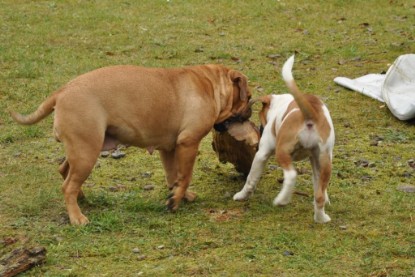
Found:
[314,212,331,224]
[233,190,251,201]
[273,193,291,206]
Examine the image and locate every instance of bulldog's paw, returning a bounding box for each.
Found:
[166,193,180,212]
[233,190,251,201]
[69,213,90,225]
[314,212,331,224]
[184,191,197,202]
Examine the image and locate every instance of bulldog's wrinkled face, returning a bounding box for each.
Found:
[213,70,254,133]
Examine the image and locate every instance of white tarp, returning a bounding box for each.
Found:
[334,54,415,120]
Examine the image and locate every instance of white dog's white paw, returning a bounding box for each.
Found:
[233,190,251,201]
[273,193,291,206]
[314,213,331,224]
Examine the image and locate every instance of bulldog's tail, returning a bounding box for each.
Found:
[282,55,316,121]
[10,93,57,125]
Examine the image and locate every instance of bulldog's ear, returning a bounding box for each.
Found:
[229,70,249,101]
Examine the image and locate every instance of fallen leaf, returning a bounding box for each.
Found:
[267,53,281,59]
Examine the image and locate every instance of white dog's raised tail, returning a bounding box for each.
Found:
[282,54,295,83]
[281,54,316,121]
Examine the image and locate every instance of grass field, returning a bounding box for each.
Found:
[0,1,414,276]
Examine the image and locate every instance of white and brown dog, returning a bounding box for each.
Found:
[233,55,335,223]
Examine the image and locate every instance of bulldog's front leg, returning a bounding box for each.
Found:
[233,146,273,201]
[166,140,200,211]
[160,149,197,204]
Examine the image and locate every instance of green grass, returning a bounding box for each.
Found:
[1,1,414,276]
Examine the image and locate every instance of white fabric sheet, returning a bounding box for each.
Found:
[334,54,415,120]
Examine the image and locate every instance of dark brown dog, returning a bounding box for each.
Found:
[11,64,252,225]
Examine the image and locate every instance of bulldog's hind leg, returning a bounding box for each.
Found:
[61,135,102,225]
[311,153,331,223]
[59,159,85,200]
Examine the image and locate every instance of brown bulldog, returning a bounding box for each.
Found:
[11,64,252,225]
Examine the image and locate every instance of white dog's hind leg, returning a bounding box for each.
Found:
[314,202,331,223]
[273,167,297,206]
[312,153,332,223]
[233,149,272,201]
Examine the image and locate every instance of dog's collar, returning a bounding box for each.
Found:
[213,115,247,132]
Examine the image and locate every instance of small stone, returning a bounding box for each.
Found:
[100,151,110,158]
[141,171,153,178]
[408,159,415,169]
[355,159,369,167]
[157,245,165,250]
[56,156,66,164]
[370,135,384,146]
[268,165,278,170]
[283,250,294,256]
[370,140,379,146]
[361,175,372,181]
[111,149,126,159]
[108,186,119,192]
[267,53,281,59]
[132,248,141,254]
[339,225,347,230]
[255,86,264,92]
[84,183,95,188]
[137,255,146,261]
[116,184,126,190]
[397,185,415,193]
[143,184,155,191]
[337,172,345,179]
